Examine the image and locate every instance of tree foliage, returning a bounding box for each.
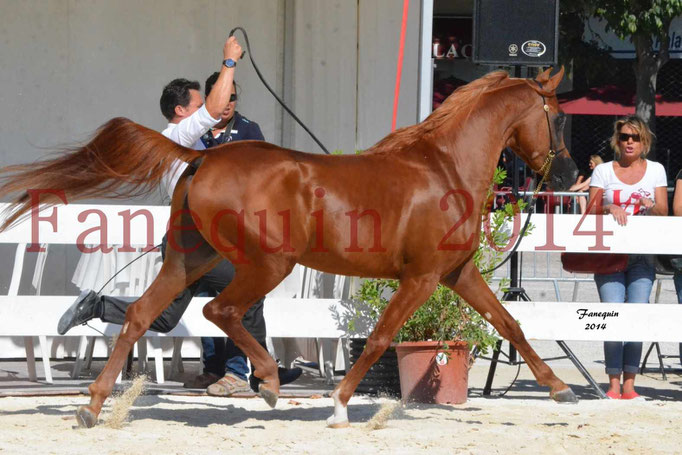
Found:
[594,0,682,39]
[586,1,682,143]
[559,1,618,90]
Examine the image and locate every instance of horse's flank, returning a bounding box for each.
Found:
[186,72,534,280]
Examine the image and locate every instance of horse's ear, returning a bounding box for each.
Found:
[535,67,553,84]
[543,66,565,93]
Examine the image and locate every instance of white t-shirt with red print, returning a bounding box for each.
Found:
[590,160,667,216]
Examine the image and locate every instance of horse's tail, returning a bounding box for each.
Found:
[0,117,203,231]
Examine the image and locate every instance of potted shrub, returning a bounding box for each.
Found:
[352,168,522,404]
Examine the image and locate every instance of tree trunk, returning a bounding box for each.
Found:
[632,26,671,160]
[633,57,657,125]
[633,34,659,158]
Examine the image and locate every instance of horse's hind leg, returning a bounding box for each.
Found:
[76,181,220,427]
[328,273,439,428]
[76,245,220,427]
[442,258,577,403]
[202,261,292,407]
[76,255,219,427]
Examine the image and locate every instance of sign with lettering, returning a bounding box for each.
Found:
[584,17,682,59]
[432,17,473,60]
[503,301,682,342]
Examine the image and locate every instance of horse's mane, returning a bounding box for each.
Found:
[366,71,515,154]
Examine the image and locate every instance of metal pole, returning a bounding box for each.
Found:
[556,340,607,399]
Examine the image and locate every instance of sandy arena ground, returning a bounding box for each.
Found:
[0,393,680,455]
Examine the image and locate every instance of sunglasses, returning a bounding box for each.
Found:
[618,133,640,142]
[229,93,238,102]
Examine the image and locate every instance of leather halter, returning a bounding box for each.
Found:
[532,79,561,198]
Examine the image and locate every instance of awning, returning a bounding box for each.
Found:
[558,85,682,117]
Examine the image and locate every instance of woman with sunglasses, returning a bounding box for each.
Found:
[587,115,668,400]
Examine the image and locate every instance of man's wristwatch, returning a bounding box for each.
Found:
[223,58,237,68]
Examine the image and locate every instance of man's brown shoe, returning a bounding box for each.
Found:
[183,372,221,389]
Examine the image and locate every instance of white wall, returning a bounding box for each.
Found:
[0,0,421,163]
[0,0,424,358]
[357,0,421,149]
[0,0,285,166]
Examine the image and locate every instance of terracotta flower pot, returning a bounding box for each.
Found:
[395,340,469,404]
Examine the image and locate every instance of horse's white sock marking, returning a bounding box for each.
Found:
[326,389,349,427]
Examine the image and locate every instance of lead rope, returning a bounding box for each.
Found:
[479,149,555,275]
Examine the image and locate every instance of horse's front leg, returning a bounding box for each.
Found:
[328,273,439,428]
[442,259,577,403]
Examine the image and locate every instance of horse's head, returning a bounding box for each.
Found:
[507,67,578,191]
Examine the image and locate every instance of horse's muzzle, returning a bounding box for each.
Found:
[548,153,579,192]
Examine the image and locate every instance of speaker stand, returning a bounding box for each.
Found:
[480,284,606,399]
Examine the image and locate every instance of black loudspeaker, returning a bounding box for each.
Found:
[473,0,559,65]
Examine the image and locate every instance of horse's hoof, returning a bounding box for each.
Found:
[259,384,278,408]
[552,387,578,404]
[326,414,350,428]
[75,406,98,428]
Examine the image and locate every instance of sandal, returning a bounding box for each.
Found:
[621,391,645,401]
[605,390,621,400]
[206,373,251,397]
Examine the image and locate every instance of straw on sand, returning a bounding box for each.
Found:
[104,375,148,429]
[365,400,401,431]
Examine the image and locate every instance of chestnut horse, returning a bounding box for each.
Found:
[0,68,578,428]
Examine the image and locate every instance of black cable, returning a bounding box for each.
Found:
[229,26,330,155]
[496,363,522,398]
[78,25,332,331]
[470,346,522,398]
[84,322,105,336]
[79,26,332,329]
[77,244,160,334]
[95,244,163,295]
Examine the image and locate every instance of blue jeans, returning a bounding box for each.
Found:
[201,337,249,380]
[673,272,682,364]
[594,255,654,375]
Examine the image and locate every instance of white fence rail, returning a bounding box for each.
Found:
[2,203,682,388]
[0,203,356,384]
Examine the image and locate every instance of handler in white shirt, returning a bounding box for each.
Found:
[59,35,243,337]
[58,34,303,395]
[160,36,243,198]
